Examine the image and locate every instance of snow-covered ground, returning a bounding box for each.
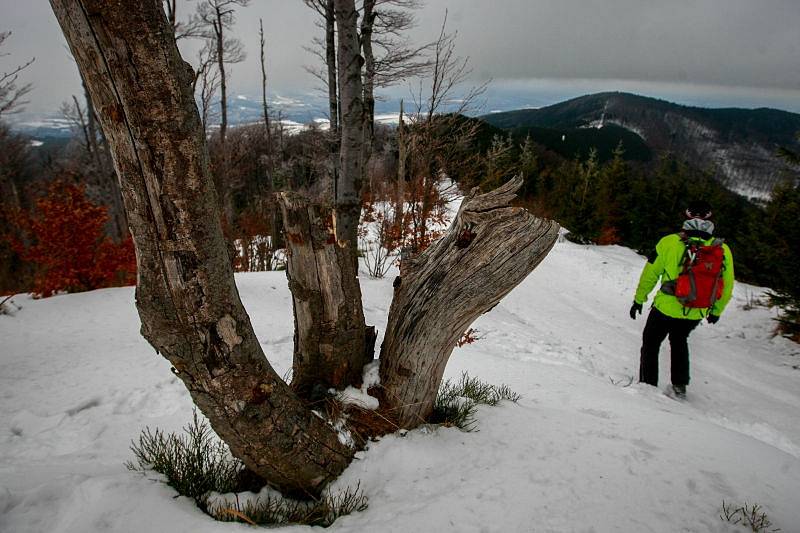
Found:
[1,239,799,532]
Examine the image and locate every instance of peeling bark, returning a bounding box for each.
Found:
[50,0,353,497]
[379,177,559,427]
[279,193,374,398]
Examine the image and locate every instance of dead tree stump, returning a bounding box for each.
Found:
[379,177,559,427]
[279,193,375,399]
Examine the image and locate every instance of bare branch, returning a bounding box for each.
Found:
[59,95,91,152]
[0,31,35,117]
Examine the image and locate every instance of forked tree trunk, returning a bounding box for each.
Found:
[50,0,353,497]
[279,193,375,399]
[380,177,559,427]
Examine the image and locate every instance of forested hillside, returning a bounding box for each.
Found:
[483,92,800,200]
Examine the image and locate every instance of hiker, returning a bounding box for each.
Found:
[629,200,735,398]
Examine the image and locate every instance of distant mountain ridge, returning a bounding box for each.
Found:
[482,92,800,200]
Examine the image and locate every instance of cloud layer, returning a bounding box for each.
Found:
[1,0,798,114]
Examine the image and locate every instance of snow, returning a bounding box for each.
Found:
[334,362,381,411]
[2,238,799,532]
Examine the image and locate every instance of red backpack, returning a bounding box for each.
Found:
[664,237,725,309]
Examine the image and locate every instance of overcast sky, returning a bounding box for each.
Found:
[2,0,799,115]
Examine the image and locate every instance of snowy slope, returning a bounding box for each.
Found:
[1,239,799,533]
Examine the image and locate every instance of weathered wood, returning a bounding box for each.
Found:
[49,0,353,497]
[279,193,374,398]
[379,177,559,427]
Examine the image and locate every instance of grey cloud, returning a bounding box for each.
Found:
[1,0,798,115]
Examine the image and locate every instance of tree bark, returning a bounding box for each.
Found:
[279,193,374,399]
[259,18,272,156]
[325,0,338,141]
[394,99,407,239]
[360,0,376,186]
[380,177,559,427]
[333,0,363,255]
[83,75,127,241]
[212,12,236,228]
[214,14,227,145]
[50,0,353,497]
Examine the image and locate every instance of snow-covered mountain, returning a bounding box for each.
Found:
[1,237,799,532]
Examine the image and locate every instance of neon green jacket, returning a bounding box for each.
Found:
[634,233,735,319]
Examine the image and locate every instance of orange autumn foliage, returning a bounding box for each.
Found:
[10,181,136,297]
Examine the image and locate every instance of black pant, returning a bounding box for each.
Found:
[639,307,700,387]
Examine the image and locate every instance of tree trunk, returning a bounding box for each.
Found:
[333,0,363,255]
[324,0,340,237]
[50,0,353,497]
[360,0,376,188]
[394,99,407,242]
[259,18,272,156]
[325,0,338,141]
[279,193,375,399]
[215,15,227,145]
[380,177,559,427]
[213,15,235,228]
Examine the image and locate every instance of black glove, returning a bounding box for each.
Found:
[629,302,643,320]
[706,314,720,324]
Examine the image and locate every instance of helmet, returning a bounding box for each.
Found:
[682,217,715,237]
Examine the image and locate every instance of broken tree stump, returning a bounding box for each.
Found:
[379,177,559,427]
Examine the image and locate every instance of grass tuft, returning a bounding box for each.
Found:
[207,482,368,527]
[431,372,520,431]
[125,409,244,500]
[126,409,368,527]
[720,501,781,532]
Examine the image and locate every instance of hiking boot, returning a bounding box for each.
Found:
[672,384,687,399]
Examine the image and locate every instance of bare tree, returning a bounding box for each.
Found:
[360,0,377,177]
[0,31,34,118]
[50,0,557,498]
[369,1,431,85]
[276,0,374,400]
[189,0,249,228]
[360,0,431,170]
[60,96,91,152]
[333,0,364,256]
[192,42,221,133]
[303,0,338,137]
[257,18,281,274]
[259,19,272,154]
[193,0,249,145]
[396,11,488,255]
[417,11,487,121]
[163,0,201,40]
[50,0,353,497]
[303,0,341,222]
[304,1,429,189]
